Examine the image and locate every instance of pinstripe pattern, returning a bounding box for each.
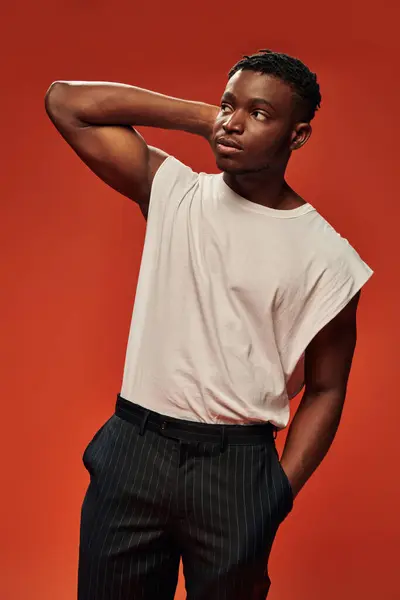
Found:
[78,404,293,600]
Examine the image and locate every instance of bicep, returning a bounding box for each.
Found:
[304,292,361,396]
[45,86,168,212]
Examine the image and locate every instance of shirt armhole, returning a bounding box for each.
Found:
[284,262,374,397]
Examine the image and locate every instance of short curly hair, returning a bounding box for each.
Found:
[228,49,322,122]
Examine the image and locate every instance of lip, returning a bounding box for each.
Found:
[215,136,243,151]
[215,139,243,157]
[216,143,242,156]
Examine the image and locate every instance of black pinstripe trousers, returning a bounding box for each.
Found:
[78,395,293,600]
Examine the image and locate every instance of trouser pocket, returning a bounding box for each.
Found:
[82,416,113,472]
[272,445,294,522]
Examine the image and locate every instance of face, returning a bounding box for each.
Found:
[211,70,311,175]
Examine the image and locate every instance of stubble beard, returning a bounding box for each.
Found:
[216,158,271,176]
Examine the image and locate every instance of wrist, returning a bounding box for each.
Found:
[280,457,303,498]
[197,103,219,140]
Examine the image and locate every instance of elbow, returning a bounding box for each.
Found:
[45,81,68,118]
[45,81,78,121]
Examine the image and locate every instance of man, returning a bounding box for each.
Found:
[45,49,373,600]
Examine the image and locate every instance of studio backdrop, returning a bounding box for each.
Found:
[1,1,398,599]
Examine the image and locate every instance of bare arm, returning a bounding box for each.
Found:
[280,291,361,498]
[45,81,218,218]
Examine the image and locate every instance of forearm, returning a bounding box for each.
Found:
[45,80,217,139]
[280,389,345,497]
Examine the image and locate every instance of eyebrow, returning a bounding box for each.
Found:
[221,92,277,114]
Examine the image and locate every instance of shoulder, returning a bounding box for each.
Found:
[306,211,368,262]
[149,155,200,203]
[303,211,374,294]
[152,154,198,183]
[151,155,219,201]
[148,156,218,218]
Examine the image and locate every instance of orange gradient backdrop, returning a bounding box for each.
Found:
[1,1,399,599]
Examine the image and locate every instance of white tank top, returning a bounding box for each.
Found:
[120,156,373,428]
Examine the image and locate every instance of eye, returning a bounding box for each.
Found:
[220,103,233,114]
[252,110,269,121]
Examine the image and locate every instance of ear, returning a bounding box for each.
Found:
[290,122,312,151]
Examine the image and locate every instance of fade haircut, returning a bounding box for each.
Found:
[228,49,322,122]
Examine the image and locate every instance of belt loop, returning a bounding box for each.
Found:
[220,425,226,453]
[139,410,150,435]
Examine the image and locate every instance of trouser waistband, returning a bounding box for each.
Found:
[115,394,276,452]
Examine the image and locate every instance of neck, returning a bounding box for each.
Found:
[223,166,305,210]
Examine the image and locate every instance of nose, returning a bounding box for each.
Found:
[222,111,244,134]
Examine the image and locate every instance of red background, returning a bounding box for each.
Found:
[1,1,398,598]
